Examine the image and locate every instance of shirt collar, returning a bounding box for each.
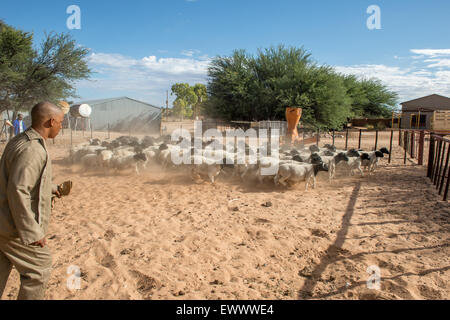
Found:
[25,127,45,142]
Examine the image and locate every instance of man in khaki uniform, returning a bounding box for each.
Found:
[0,102,64,300]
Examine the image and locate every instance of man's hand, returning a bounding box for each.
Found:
[53,189,61,199]
[30,238,47,247]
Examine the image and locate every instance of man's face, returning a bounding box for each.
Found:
[18,115,23,120]
[49,112,64,139]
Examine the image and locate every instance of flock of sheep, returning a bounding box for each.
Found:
[67,135,390,190]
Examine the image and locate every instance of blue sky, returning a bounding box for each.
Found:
[2,0,450,108]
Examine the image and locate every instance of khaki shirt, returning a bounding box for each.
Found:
[0,128,56,245]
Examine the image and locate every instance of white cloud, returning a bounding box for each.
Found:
[410,49,450,57]
[77,52,211,105]
[335,58,450,103]
[181,49,201,57]
[423,58,450,68]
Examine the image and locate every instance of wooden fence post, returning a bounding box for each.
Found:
[433,140,443,184]
[427,135,435,178]
[404,131,408,164]
[375,130,378,151]
[332,129,335,146]
[411,131,415,159]
[418,131,425,165]
[439,146,450,196]
[436,143,446,189]
[345,128,349,150]
[358,129,362,149]
[444,171,450,201]
[389,130,393,164]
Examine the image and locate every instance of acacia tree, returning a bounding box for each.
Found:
[0,21,91,120]
[342,75,397,119]
[205,45,398,129]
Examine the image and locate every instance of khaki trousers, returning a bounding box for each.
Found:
[0,236,52,300]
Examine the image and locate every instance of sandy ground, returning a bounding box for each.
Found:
[1,132,449,300]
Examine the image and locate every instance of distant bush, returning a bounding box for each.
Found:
[375,122,386,130]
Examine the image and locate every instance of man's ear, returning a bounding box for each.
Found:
[44,118,53,128]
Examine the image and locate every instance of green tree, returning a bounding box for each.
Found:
[342,75,397,118]
[171,83,208,120]
[192,83,207,118]
[0,21,91,119]
[357,78,397,118]
[205,44,398,129]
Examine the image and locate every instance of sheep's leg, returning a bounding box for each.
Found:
[305,175,310,191]
[240,166,248,180]
[208,172,215,183]
[357,166,364,177]
[368,164,374,175]
[331,164,337,180]
[278,174,288,187]
[257,169,265,184]
[370,160,378,172]
[135,163,140,175]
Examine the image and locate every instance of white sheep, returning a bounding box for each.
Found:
[319,152,349,181]
[69,145,106,164]
[98,150,114,167]
[274,162,329,190]
[189,155,222,183]
[361,147,390,173]
[110,153,148,175]
[113,146,135,157]
[79,154,101,170]
[336,150,370,176]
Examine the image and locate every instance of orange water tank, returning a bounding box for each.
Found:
[285,107,302,143]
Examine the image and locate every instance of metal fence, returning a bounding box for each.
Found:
[427,134,450,201]
[396,129,449,201]
[399,130,428,165]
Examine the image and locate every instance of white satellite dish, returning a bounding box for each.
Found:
[70,104,92,118]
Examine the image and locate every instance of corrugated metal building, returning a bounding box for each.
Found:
[400,94,450,129]
[70,97,161,133]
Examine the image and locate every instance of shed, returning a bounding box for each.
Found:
[70,97,161,134]
[400,94,450,130]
